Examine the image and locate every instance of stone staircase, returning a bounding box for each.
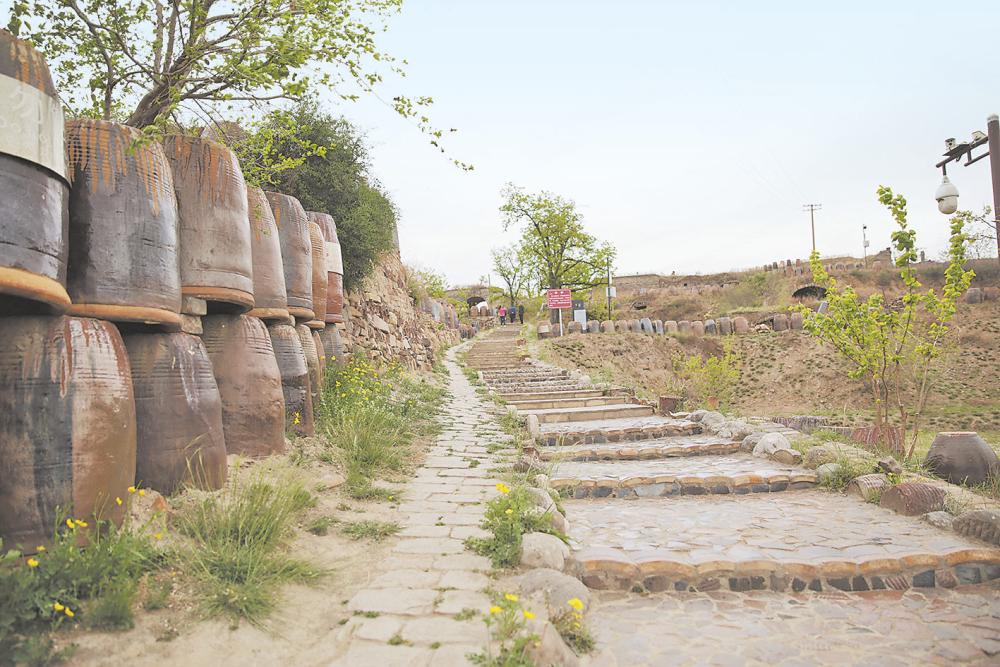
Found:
[464,327,1000,600]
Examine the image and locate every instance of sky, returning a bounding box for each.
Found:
[323,0,1000,287]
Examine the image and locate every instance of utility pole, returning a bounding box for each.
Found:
[862,224,869,268]
[803,204,822,254]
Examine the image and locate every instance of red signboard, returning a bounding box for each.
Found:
[546,289,572,309]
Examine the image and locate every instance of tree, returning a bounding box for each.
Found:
[797,186,975,457]
[261,101,398,292]
[953,207,997,261]
[499,184,615,310]
[490,244,531,308]
[7,0,466,165]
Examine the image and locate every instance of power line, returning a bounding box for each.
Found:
[803,204,822,254]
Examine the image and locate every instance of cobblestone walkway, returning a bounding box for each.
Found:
[329,343,499,667]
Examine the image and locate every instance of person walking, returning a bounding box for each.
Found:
[517,304,525,324]
[498,305,507,326]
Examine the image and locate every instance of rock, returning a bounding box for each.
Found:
[521,532,570,571]
[519,567,591,613]
[741,432,766,453]
[752,433,792,459]
[526,414,540,438]
[525,620,580,667]
[700,412,726,429]
[527,487,557,512]
[688,410,708,422]
[513,456,541,473]
[816,462,842,482]
[924,511,956,532]
[713,420,753,441]
[803,444,838,468]
[533,474,550,489]
[953,510,1000,546]
[925,431,1000,487]
[526,505,568,535]
[317,472,347,489]
[879,482,947,516]
[878,456,904,476]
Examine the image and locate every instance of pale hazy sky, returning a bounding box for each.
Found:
[333,0,999,287]
[9,0,997,288]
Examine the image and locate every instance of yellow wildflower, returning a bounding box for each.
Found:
[294,413,301,424]
[77,520,87,528]
[128,486,136,493]
[568,598,583,611]
[27,558,38,567]
[65,608,74,618]
[489,606,502,614]
[505,593,518,602]
[523,610,535,619]
[505,509,513,514]
[53,603,64,611]
[155,534,163,540]
[66,519,75,529]
[139,490,145,496]
[36,546,45,552]
[116,497,122,505]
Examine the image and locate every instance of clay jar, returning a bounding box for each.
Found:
[925,431,1000,487]
[200,314,285,457]
[0,31,71,314]
[65,119,182,329]
[162,135,254,313]
[265,192,313,320]
[0,316,136,550]
[267,322,314,437]
[123,332,228,494]
[245,186,288,322]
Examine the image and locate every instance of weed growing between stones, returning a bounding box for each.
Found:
[467,592,539,667]
[550,597,596,656]
[340,520,400,542]
[465,484,569,568]
[0,500,164,661]
[175,462,326,629]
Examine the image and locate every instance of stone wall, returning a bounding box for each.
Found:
[339,249,460,370]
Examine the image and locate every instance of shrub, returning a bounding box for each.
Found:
[465,484,569,568]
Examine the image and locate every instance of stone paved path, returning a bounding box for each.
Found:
[329,342,500,667]
[327,331,1000,666]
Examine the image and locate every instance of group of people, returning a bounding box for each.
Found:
[498,304,524,325]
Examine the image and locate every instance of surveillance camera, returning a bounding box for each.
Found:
[945,138,957,151]
[972,131,987,142]
[935,175,959,215]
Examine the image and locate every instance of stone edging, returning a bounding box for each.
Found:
[551,471,819,498]
[539,423,701,446]
[574,546,1000,594]
[537,441,738,461]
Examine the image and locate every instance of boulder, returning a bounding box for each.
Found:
[525,620,580,667]
[878,456,904,476]
[526,414,540,438]
[712,420,754,441]
[924,511,956,532]
[769,449,802,466]
[925,431,1000,487]
[699,411,726,429]
[688,409,708,423]
[740,431,766,453]
[527,505,569,536]
[521,532,570,571]
[751,433,792,459]
[816,462,842,483]
[533,474,550,489]
[519,567,591,613]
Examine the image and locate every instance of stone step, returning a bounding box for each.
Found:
[564,493,1000,594]
[536,435,739,461]
[549,455,818,498]
[537,415,701,445]
[500,389,604,401]
[504,396,627,411]
[522,403,655,424]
